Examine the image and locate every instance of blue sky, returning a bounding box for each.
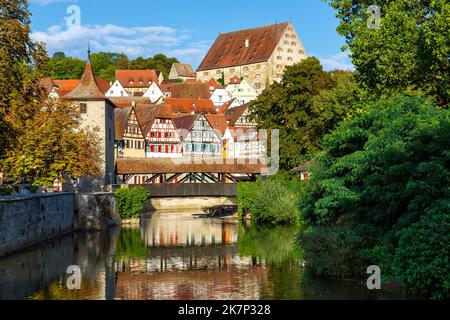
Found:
[29,0,353,71]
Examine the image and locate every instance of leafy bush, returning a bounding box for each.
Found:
[25,185,39,193]
[393,212,450,299]
[114,187,149,220]
[238,178,300,225]
[299,95,450,298]
[0,186,13,196]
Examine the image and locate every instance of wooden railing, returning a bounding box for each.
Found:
[130,183,238,198]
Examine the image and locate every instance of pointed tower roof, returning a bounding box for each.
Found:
[66,63,105,100]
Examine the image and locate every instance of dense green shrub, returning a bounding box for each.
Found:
[393,212,450,299]
[114,187,149,220]
[299,95,450,298]
[0,186,13,196]
[238,178,300,225]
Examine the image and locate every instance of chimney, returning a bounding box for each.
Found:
[245,39,249,48]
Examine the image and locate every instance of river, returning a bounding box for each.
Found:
[0,210,410,300]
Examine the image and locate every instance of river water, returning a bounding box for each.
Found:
[0,210,410,300]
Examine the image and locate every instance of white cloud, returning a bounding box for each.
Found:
[31,23,208,66]
[317,52,355,71]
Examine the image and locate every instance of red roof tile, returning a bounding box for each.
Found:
[114,107,133,140]
[197,22,289,71]
[165,98,216,114]
[225,102,250,126]
[229,75,241,84]
[205,114,228,136]
[172,63,196,78]
[66,64,105,99]
[116,70,159,88]
[170,82,211,99]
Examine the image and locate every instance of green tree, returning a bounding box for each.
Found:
[52,51,66,60]
[299,94,450,298]
[46,56,86,79]
[90,52,127,82]
[0,0,48,159]
[326,0,450,106]
[249,58,359,169]
[3,99,102,186]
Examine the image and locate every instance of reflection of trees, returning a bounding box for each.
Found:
[237,224,302,265]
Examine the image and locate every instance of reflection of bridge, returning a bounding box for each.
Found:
[116,158,266,184]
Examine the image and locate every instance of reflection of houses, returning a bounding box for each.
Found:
[141,211,238,248]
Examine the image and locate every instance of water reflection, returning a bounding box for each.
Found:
[0,210,411,300]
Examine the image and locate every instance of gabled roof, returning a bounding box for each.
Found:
[39,77,57,95]
[116,70,159,88]
[173,114,200,141]
[66,63,106,99]
[114,107,133,140]
[134,104,160,137]
[207,78,222,91]
[225,102,250,126]
[204,114,228,136]
[170,82,211,99]
[197,22,289,71]
[229,75,241,84]
[165,98,216,114]
[172,63,195,78]
[217,98,239,114]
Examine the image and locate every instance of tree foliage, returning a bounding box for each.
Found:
[114,187,150,220]
[326,0,450,106]
[249,57,360,169]
[41,52,179,82]
[299,95,450,298]
[2,99,102,186]
[0,0,48,159]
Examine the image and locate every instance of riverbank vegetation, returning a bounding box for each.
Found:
[245,0,449,300]
[237,175,302,225]
[114,187,150,220]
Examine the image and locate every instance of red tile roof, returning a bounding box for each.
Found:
[229,75,241,84]
[134,104,160,137]
[172,63,196,78]
[116,158,266,174]
[116,70,159,88]
[205,114,228,136]
[114,107,133,140]
[217,98,238,114]
[165,98,216,114]
[197,22,289,71]
[224,102,250,126]
[173,114,200,140]
[170,82,211,99]
[66,63,105,99]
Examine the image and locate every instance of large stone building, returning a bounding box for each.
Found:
[196,22,307,93]
[65,63,116,185]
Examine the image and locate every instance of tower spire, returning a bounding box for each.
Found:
[87,41,91,62]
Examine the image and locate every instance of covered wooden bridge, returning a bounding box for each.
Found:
[116,158,266,185]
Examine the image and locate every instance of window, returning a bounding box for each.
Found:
[229,68,235,73]
[110,90,114,94]
[277,64,283,69]
[203,72,209,76]
[299,50,305,55]
[287,49,293,53]
[79,103,87,113]
[243,67,249,72]
[256,74,261,79]
[216,70,222,74]
[254,82,261,89]
[256,64,261,69]
[277,56,282,60]
[291,42,296,46]
[115,83,119,87]
[285,34,290,38]
[278,47,283,52]
[287,57,293,61]
[284,41,289,45]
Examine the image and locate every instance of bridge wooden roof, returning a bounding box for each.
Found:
[116,158,265,174]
